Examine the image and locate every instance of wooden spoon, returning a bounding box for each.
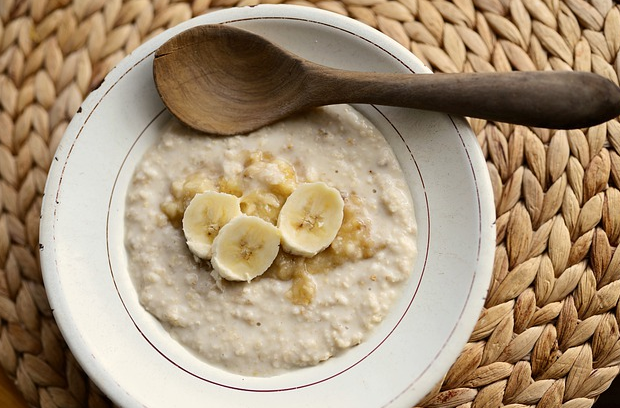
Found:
[153,24,620,136]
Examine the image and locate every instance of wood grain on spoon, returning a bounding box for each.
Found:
[153,24,620,136]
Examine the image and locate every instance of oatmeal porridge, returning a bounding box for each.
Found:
[125,104,417,376]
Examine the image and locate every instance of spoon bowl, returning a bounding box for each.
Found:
[154,24,310,135]
[154,24,620,135]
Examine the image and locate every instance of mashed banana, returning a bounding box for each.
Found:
[125,105,417,376]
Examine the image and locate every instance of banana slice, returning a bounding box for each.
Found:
[211,215,281,282]
[277,182,344,257]
[182,191,242,259]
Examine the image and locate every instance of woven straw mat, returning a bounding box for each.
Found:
[2,0,620,407]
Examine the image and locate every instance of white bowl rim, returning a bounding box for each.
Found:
[39,4,496,408]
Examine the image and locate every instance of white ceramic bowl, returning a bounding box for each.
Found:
[40,5,495,408]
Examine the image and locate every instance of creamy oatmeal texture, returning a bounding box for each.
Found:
[125,105,417,376]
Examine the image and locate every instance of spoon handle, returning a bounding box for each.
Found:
[306,69,620,129]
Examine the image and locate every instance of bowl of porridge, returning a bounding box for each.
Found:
[39,5,496,408]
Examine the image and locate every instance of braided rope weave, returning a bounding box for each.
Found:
[1,0,619,407]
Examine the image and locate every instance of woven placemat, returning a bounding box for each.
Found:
[1,0,619,407]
